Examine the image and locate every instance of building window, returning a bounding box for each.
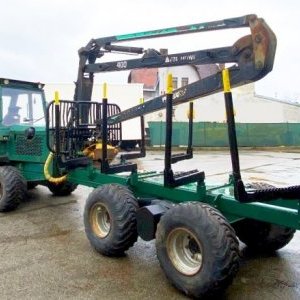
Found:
[181,77,189,87]
[172,77,178,89]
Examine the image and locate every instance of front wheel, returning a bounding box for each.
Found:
[0,166,26,212]
[156,202,239,299]
[84,184,138,256]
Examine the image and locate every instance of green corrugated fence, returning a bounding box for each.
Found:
[148,122,300,147]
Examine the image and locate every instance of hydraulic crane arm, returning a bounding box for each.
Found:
[74,14,276,124]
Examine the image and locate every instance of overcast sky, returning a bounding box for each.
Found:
[1,0,299,101]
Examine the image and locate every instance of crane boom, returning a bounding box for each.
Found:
[46,14,277,167]
[74,14,276,116]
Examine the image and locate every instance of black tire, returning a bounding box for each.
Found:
[0,166,26,212]
[84,184,138,256]
[47,181,78,196]
[27,182,38,190]
[233,218,295,253]
[155,202,239,299]
[245,182,275,190]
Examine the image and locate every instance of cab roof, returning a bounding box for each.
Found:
[0,78,44,90]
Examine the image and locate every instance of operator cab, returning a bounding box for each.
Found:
[0,78,46,127]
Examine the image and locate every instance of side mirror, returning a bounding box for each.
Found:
[25,127,35,140]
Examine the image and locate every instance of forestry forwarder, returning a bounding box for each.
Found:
[35,14,300,298]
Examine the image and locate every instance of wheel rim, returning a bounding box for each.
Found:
[167,227,203,276]
[90,203,111,238]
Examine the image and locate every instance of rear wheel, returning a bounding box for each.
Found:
[47,181,78,196]
[0,166,26,212]
[84,184,138,256]
[233,219,295,253]
[234,182,295,253]
[156,202,239,299]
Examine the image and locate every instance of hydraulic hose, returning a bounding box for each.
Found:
[44,152,67,184]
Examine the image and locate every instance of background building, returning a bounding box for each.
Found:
[128,64,300,147]
[43,63,300,148]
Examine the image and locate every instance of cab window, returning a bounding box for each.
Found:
[2,87,45,126]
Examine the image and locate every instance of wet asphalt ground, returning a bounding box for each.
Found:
[0,150,299,300]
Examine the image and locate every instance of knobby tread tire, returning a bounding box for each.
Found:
[233,218,295,253]
[236,182,295,253]
[156,202,240,299]
[0,166,26,212]
[84,184,138,256]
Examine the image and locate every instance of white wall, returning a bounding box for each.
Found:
[93,83,144,140]
[145,83,300,123]
[44,83,76,102]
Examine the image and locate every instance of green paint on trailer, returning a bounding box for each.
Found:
[213,192,300,230]
[67,167,129,188]
[68,166,300,230]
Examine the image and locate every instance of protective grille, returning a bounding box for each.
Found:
[46,100,122,156]
[16,136,42,156]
